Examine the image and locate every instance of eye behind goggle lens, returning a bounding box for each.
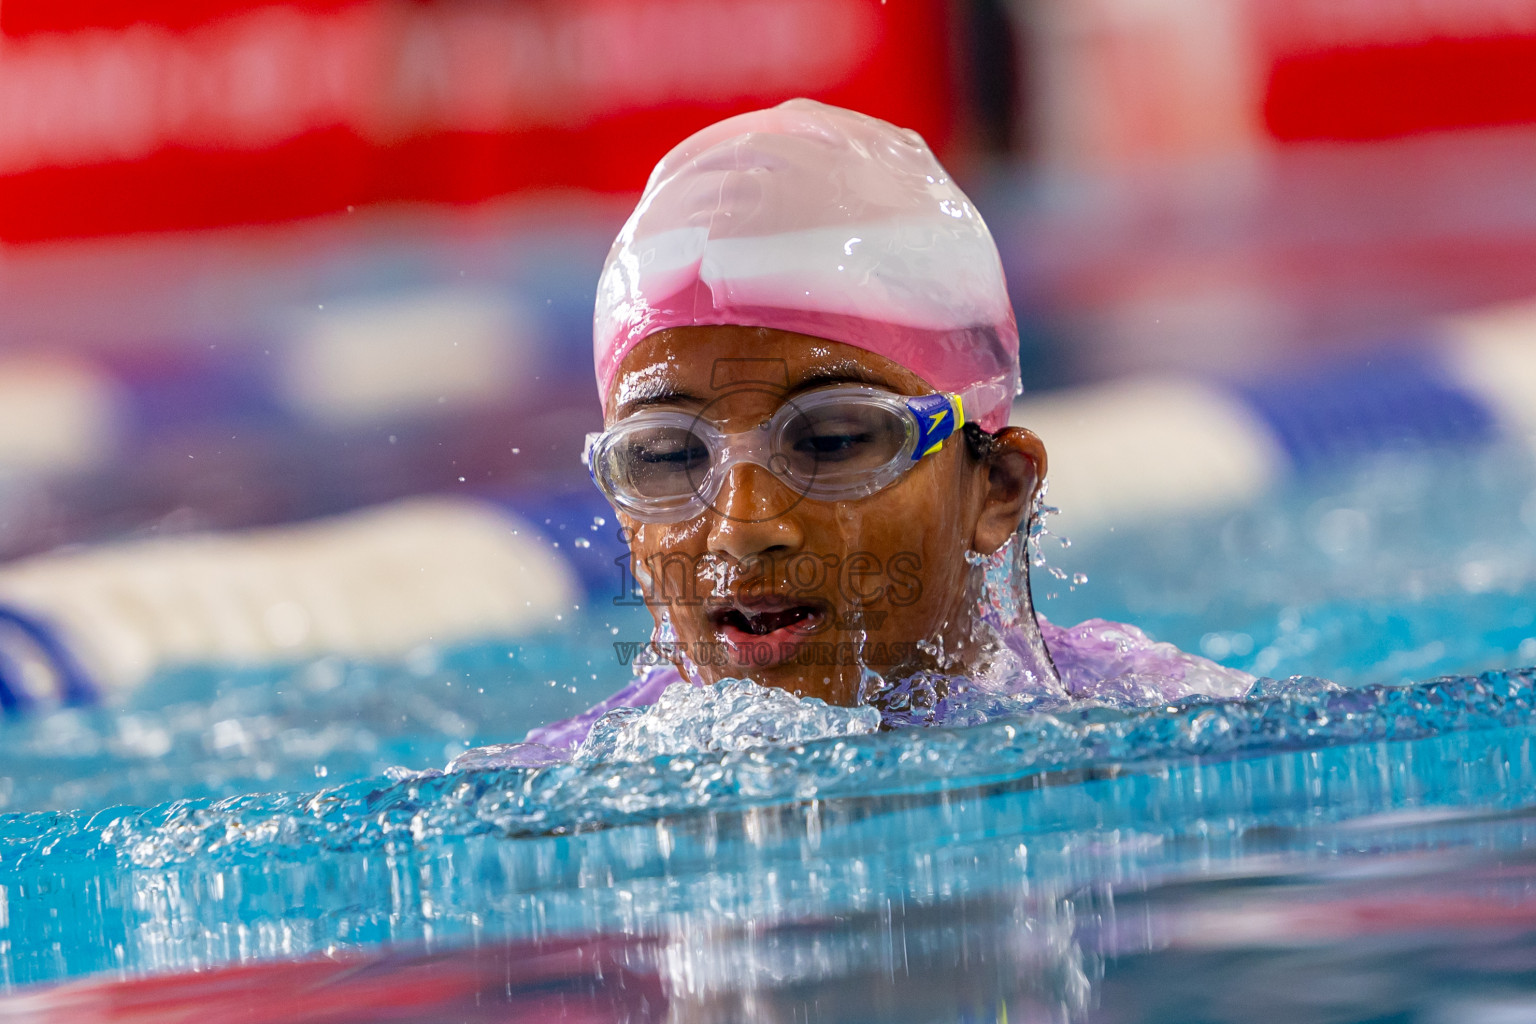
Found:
[602,424,710,501]
[778,402,913,489]
[592,391,925,519]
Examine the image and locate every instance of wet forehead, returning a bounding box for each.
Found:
[607,326,930,423]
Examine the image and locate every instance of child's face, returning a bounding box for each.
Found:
[608,326,1039,706]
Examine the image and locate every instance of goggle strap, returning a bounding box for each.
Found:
[909,392,965,460]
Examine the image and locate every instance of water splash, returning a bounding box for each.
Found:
[985,515,1064,695]
[651,609,705,687]
[574,678,879,763]
[12,668,1536,875]
[1024,482,1089,605]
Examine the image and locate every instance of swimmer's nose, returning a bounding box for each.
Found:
[707,463,804,561]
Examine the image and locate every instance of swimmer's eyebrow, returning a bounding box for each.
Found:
[614,387,703,420]
[615,363,897,418]
[786,364,895,395]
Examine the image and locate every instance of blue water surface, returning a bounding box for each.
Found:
[4,444,1536,1021]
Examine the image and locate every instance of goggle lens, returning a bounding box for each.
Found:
[589,386,955,522]
[604,426,709,501]
[777,403,911,489]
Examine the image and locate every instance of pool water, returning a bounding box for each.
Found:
[4,443,1536,1021]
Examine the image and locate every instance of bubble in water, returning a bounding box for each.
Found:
[573,538,591,549]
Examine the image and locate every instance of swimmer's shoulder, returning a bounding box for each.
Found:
[1040,615,1255,701]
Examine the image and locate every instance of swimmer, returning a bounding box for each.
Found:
[506,100,1253,757]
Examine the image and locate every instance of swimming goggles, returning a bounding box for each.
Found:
[584,385,967,524]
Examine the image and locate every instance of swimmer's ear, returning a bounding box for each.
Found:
[971,427,1047,556]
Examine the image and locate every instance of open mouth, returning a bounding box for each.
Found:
[714,604,821,636]
[707,599,829,666]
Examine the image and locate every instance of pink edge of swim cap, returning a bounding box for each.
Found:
[593,98,1022,432]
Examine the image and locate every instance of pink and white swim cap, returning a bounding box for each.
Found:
[593,98,1021,432]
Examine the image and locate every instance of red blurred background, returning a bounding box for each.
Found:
[0,0,954,239]
[0,0,1535,552]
